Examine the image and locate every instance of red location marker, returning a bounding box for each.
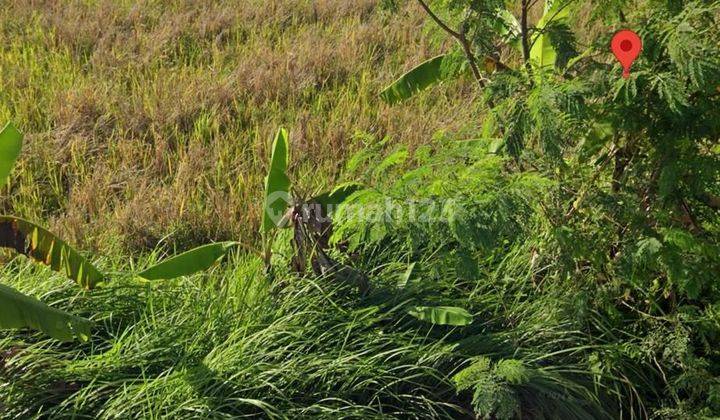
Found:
[611,30,642,78]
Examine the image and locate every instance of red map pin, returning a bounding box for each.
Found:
[611,30,642,79]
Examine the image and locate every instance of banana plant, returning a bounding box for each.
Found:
[260,128,369,294]
[138,128,367,293]
[0,122,104,341]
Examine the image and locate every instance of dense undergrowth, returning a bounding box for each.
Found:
[0,255,469,418]
[1,0,720,418]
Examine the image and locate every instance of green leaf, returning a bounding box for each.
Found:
[658,162,680,200]
[408,306,473,326]
[482,113,498,138]
[374,147,408,177]
[565,46,594,71]
[0,122,23,189]
[397,262,416,289]
[578,121,614,163]
[261,128,291,234]
[0,283,91,342]
[661,228,699,253]
[634,237,662,266]
[453,356,492,391]
[488,138,505,154]
[0,216,105,289]
[494,359,531,385]
[495,8,522,53]
[138,242,237,280]
[530,0,571,70]
[380,55,448,105]
[311,182,364,210]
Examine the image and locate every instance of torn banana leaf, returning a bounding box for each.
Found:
[0,216,105,289]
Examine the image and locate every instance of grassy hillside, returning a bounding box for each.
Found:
[1,0,719,418]
[0,0,478,255]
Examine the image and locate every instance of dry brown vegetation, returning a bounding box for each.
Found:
[0,0,479,255]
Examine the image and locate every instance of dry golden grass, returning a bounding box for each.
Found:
[0,0,480,255]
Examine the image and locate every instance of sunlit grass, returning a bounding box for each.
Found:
[0,254,465,418]
[0,0,479,257]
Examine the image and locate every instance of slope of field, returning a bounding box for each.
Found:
[0,0,479,255]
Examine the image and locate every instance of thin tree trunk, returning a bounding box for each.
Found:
[520,0,532,71]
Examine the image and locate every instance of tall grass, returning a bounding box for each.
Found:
[3,0,716,418]
[0,254,468,418]
[0,0,480,256]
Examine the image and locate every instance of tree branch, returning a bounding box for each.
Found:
[520,0,531,64]
[416,0,486,87]
[519,0,535,85]
[679,198,702,234]
[416,0,461,38]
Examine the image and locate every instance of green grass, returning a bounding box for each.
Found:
[0,254,468,418]
[0,0,480,256]
[2,0,719,418]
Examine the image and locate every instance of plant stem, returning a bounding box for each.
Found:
[416,0,486,88]
[520,0,534,81]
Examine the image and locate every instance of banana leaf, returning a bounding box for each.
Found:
[0,216,105,289]
[530,0,571,69]
[408,306,473,326]
[138,242,238,280]
[0,283,91,342]
[380,55,448,105]
[261,128,291,234]
[0,122,22,189]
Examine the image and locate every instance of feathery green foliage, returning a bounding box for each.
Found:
[357,0,720,417]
